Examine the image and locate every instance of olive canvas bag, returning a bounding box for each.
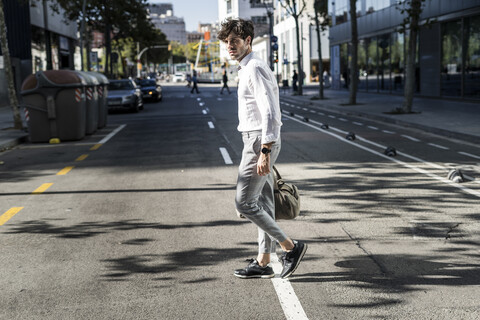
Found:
[273,166,300,220]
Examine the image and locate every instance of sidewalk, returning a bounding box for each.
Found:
[281,85,480,145]
[0,106,28,152]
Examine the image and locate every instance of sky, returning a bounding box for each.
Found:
[149,0,219,32]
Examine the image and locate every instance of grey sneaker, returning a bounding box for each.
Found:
[280,241,307,279]
[234,259,275,279]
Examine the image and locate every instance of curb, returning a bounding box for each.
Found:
[0,132,29,152]
[280,95,480,145]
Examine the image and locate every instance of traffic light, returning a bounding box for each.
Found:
[271,35,278,52]
[271,35,279,64]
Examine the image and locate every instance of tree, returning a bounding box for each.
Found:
[279,0,306,95]
[348,0,358,105]
[397,0,425,113]
[55,0,166,77]
[313,0,329,99]
[0,0,22,129]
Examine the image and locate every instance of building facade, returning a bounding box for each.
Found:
[148,5,187,45]
[329,0,480,100]
[0,0,78,108]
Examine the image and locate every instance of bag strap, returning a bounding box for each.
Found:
[272,165,282,180]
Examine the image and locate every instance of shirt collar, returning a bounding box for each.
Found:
[238,51,254,70]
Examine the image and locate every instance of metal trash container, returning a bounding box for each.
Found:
[21,70,87,143]
[76,71,99,135]
[87,72,109,128]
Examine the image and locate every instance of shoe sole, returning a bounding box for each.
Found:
[234,273,275,279]
[281,243,308,279]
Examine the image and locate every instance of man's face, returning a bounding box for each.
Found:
[224,33,251,62]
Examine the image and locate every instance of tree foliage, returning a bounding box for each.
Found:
[54,0,168,76]
[279,0,307,95]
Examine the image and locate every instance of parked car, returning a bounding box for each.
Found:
[107,79,143,113]
[173,73,185,82]
[135,79,162,102]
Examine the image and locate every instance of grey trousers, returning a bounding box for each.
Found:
[235,130,288,254]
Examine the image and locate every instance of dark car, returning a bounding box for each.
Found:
[136,79,163,102]
[107,79,144,113]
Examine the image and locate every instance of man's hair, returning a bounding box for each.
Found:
[218,18,254,42]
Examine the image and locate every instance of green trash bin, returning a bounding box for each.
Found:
[87,72,109,128]
[21,70,87,143]
[76,71,99,135]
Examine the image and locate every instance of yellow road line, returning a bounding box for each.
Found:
[32,183,53,194]
[0,207,24,225]
[90,143,102,151]
[75,154,89,162]
[57,166,74,175]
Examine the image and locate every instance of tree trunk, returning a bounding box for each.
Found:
[0,0,23,130]
[294,16,303,95]
[403,0,421,113]
[348,0,358,105]
[314,8,324,99]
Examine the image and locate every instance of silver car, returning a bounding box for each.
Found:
[107,79,144,113]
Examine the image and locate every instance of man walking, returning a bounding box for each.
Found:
[220,70,232,94]
[218,18,307,279]
[190,70,200,94]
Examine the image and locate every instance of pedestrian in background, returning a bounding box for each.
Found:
[218,18,307,280]
[186,73,192,88]
[220,70,232,94]
[190,70,200,94]
[292,70,298,92]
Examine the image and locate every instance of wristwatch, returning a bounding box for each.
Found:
[261,147,272,155]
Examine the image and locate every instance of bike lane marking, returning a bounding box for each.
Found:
[270,253,309,320]
[57,166,74,175]
[32,183,53,194]
[0,207,24,226]
[285,113,480,198]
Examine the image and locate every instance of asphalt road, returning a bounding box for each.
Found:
[1,83,479,319]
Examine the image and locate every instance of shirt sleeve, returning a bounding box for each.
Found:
[248,64,280,144]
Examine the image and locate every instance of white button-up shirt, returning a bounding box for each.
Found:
[237,52,282,144]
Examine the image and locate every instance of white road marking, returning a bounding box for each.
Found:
[339,118,348,122]
[458,151,480,160]
[208,121,215,129]
[310,110,317,114]
[284,113,480,198]
[353,122,363,126]
[382,130,395,134]
[318,112,325,115]
[367,125,378,130]
[202,110,207,114]
[328,115,336,119]
[401,134,420,142]
[98,124,126,144]
[428,143,449,150]
[219,147,233,164]
[302,108,308,111]
[271,253,309,320]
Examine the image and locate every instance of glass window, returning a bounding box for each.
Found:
[335,0,349,25]
[378,34,391,92]
[441,20,462,97]
[358,39,368,90]
[465,15,480,98]
[226,0,232,14]
[340,42,349,89]
[391,32,405,92]
[367,37,379,92]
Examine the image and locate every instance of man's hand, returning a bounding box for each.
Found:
[257,143,273,176]
[257,153,270,176]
